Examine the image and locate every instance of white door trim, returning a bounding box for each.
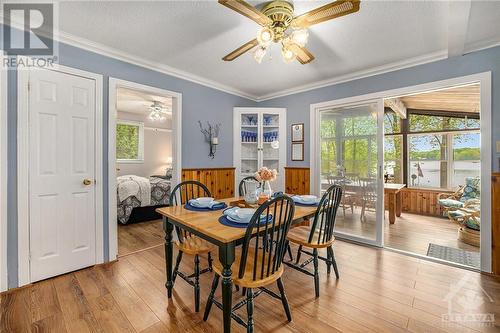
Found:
[108,78,182,261]
[0,55,8,292]
[310,71,492,273]
[17,61,104,286]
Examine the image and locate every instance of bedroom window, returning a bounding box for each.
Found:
[116,120,144,163]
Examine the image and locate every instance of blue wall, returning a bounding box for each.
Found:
[5,40,256,288]
[260,45,500,171]
[4,31,500,288]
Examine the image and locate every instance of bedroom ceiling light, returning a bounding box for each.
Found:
[148,101,169,122]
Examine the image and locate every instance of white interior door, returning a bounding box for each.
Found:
[29,69,97,282]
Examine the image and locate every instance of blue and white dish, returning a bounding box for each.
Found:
[188,197,214,208]
[223,207,272,224]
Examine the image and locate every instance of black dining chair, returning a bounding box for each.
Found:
[238,176,260,197]
[285,184,343,297]
[169,180,213,312]
[203,195,296,333]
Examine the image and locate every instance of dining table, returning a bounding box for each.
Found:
[156,196,318,333]
[383,183,406,224]
[326,181,406,224]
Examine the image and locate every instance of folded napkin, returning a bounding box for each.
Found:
[188,199,225,210]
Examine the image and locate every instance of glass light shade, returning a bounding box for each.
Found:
[253,46,267,64]
[281,46,296,63]
[257,27,274,45]
[290,29,309,47]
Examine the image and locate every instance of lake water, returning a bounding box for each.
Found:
[409,160,480,188]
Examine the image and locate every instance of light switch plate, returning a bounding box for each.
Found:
[497,141,500,153]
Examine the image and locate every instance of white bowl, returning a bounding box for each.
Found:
[195,197,214,207]
[300,195,318,203]
[235,208,256,223]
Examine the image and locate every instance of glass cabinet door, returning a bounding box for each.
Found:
[240,113,259,177]
[261,112,280,171]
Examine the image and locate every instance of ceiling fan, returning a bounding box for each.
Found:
[219,0,361,64]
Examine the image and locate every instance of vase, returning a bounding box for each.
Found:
[263,181,273,197]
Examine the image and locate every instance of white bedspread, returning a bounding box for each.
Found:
[117,175,151,206]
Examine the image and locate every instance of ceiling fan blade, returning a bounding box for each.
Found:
[222,39,259,61]
[291,0,361,28]
[218,0,272,26]
[289,44,315,64]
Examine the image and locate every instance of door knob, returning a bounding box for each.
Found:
[83,179,92,185]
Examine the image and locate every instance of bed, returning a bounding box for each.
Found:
[117,176,171,224]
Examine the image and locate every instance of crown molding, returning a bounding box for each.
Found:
[463,37,500,55]
[57,32,260,101]
[255,50,450,101]
[5,21,499,103]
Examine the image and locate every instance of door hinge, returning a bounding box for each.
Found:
[27,81,31,92]
[28,252,31,261]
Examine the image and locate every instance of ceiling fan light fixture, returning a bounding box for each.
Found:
[253,45,267,64]
[149,101,169,122]
[290,28,309,47]
[257,27,274,45]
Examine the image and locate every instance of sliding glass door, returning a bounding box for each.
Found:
[315,99,384,246]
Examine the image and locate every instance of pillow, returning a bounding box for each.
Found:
[460,177,480,203]
[465,218,480,231]
[438,198,464,208]
[165,168,173,180]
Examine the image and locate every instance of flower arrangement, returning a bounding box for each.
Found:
[255,167,277,182]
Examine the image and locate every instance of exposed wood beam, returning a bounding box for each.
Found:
[384,98,407,119]
[447,0,472,57]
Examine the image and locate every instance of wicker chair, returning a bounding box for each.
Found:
[447,200,480,247]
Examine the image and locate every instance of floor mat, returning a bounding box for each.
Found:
[427,243,480,269]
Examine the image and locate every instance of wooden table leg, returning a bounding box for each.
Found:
[396,191,402,217]
[219,242,235,333]
[163,217,174,298]
[388,192,396,224]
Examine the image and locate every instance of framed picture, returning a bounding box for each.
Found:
[291,123,304,142]
[291,142,304,161]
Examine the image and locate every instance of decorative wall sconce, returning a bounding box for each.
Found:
[198,121,221,159]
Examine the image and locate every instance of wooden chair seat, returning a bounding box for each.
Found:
[287,226,335,249]
[212,249,284,288]
[175,235,213,255]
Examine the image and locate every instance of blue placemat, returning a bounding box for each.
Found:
[218,215,272,228]
[184,202,227,212]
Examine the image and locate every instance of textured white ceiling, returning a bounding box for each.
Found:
[117,87,172,116]
[58,1,500,100]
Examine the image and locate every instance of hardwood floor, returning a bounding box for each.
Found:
[2,241,499,332]
[335,207,479,255]
[118,220,164,257]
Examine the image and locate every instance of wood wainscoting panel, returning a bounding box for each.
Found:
[384,187,450,217]
[492,173,500,275]
[285,167,310,195]
[181,167,235,199]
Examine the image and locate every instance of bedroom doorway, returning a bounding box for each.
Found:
[108,79,182,259]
